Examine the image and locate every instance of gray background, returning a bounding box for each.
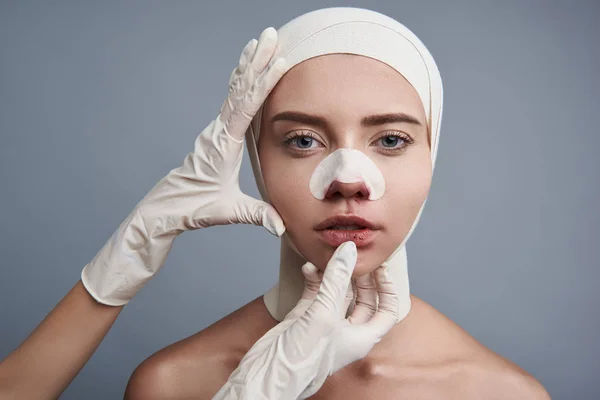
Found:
[1,0,598,398]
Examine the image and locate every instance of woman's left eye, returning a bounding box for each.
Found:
[380,135,403,147]
[375,133,409,149]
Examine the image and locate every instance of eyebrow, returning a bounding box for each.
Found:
[270,111,423,128]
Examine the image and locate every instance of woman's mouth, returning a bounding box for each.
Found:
[318,228,378,247]
[314,215,380,247]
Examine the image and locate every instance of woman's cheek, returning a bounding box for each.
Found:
[382,162,431,232]
[267,165,312,224]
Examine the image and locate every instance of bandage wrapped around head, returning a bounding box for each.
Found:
[245,7,443,322]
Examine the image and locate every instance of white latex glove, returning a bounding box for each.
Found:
[295,257,400,399]
[81,27,287,306]
[212,241,399,400]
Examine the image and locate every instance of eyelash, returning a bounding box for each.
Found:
[283,131,414,155]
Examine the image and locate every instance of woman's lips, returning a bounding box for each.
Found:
[317,228,379,247]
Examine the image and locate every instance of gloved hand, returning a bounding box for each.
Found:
[81,27,287,306]
[212,241,400,400]
[295,258,400,398]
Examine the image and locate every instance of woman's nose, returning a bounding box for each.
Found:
[324,180,370,199]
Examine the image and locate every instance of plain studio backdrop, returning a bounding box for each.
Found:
[1,1,598,399]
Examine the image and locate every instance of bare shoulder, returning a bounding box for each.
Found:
[123,293,550,400]
[124,295,277,400]
[405,296,550,399]
[438,355,550,400]
[305,296,549,400]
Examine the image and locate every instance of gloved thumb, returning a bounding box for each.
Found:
[282,263,322,322]
[234,193,286,236]
[301,262,355,319]
[301,262,322,301]
[308,241,357,320]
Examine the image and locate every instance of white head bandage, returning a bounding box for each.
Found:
[309,148,385,200]
[245,7,443,322]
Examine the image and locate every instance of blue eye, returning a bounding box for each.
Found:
[284,133,321,150]
[381,136,401,147]
[294,136,315,148]
[379,135,406,148]
[374,132,414,154]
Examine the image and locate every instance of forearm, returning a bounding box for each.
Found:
[0,280,123,399]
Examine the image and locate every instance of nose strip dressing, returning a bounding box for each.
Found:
[309,148,385,200]
[309,148,386,200]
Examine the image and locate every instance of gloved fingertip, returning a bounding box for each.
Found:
[263,207,285,237]
[263,215,285,237]
[256,27,277,51]
[301,262,319,278]
[263,223,277,237]
[261,26,277,38]
[275,220,286,237]
[272,57,286,72]
[337,241,357,261]
[374,265,391,282]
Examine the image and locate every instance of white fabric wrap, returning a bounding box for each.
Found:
[245,7,443,322]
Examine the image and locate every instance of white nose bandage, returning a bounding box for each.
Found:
[309,148,385,200]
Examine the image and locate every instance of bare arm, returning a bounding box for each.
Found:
[0,27,286,400]
[0,280,123,399]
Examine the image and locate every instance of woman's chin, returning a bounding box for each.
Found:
[304,241,390,277]
[351,259,382,278]
[298,236,395,276]
[350,244,391,276]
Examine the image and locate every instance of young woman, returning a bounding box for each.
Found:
[0,7,550,400]
[124,8,550,400]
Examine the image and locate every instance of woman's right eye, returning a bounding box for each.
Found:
[292,136,315,148]
[283,132,323,150]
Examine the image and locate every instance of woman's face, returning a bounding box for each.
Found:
[257,54,431,276]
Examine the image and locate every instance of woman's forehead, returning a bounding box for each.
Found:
[262,54,427,125]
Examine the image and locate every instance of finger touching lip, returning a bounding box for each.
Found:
[317,228,379,247]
